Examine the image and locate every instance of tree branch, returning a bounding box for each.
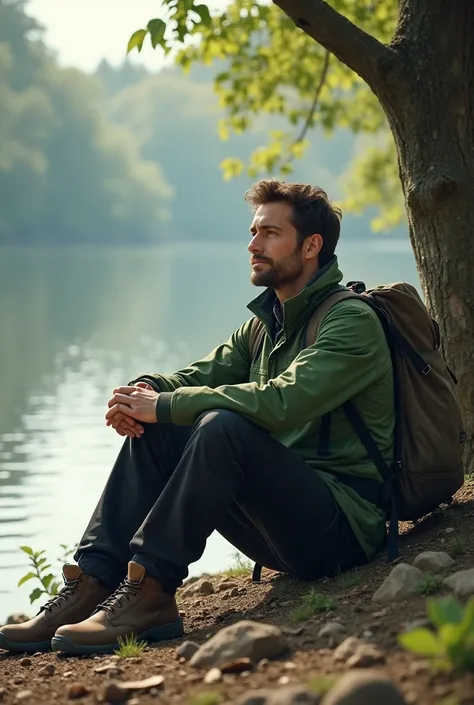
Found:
[273,0,397,91]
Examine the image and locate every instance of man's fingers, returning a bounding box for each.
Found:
[106,403,136,421]
[135,381,153,391]
[112,386,138,396]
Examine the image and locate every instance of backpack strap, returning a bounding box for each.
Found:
[248,317,267,363]
[305,289,362,346]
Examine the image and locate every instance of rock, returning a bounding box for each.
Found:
[237,685,320,705]
[63,671,73,678]
[444,568,474,597]
[218,580,238,592]
[346,644,386,668]
[278,676,290,685]
[284,662,297,670]
[15,692,32,701]
[280,600,293,608]
[94,663,124,676]
[221,657,253,674]
[402,618,431,633]
[38,664,55,677]
[19,658,31,667]
[67,684,89,700]
[445,527,455,534]
[413,551,455,572]
[183,579,215,597]
[360,631,375,643]
[204,668,222,684]
[372,564,424,603]
[190,620,288,669]
[121,676,164,691]
[371,608,388,618]
[318,622,347,648]
[175,640,199,661]
[282,626,305,637]
[102,682,127,703]
[321,670,406,705]
[6,614,29,625]
[333,637,363,663]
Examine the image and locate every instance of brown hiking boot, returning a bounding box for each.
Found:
[0,565,110,653]
[51,561,184,655]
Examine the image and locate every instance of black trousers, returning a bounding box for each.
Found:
[76,410,368,594]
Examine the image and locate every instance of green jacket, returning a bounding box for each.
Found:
[137,257,394,559]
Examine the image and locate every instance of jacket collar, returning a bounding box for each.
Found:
[247,256,344,337]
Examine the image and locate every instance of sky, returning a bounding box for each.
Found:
[27,0,224,73]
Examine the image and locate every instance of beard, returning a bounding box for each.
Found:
[250,249,305,289]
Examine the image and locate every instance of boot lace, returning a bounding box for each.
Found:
[39,576,82,614]
[96,578,142,616]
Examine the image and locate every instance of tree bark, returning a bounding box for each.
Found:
[383,0,474,472]
[276,0,474,472]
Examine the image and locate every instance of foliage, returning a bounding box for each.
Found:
[399,597,474,673]
[224,551,252,577]
[0,0,171,245]
[291,589,336,622]
[449,538,467,558]
[308,675,336,695]
[115,633,147,658]
[188,693,221,705]
[335,568,362,590]
[18,545,61,604]
[18,543,77,604]
[127,0,404,229]
[417,573,445,597]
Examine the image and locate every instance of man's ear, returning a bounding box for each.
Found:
[304,233,323,260]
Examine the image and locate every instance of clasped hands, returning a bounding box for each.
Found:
[105,381,159,439]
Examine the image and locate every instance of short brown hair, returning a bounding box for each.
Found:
[245,179,342,266]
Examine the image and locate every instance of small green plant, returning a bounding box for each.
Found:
[115,634,146,659]
[336,569,362,590]
[399,596,474,673]
[308,675,336,695]
[189,693,221,705]
[18,543,78,604]
[417,573,444,596]
[224,550,252,578]
[449,537,467,557]
[291,589,336,622]
[18,546,62,604]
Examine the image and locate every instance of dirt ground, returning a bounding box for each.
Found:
[1,478,473,705]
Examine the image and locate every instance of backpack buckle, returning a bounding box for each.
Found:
[422,365,432,375]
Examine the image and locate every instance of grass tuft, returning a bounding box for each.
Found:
[449,537,466,557]
[115,633,146,658]
[335,569,362,590]
[223,550,252,578]
[291,589,336,622]
[308,674,336,695]
[417,572,444,596]
[189,693,221,705]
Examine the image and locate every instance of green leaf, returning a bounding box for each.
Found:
[398,628,444,656]
[29,587,44,604]
[17,572,36,587]
[49,581,61,596]
[194,4,211,26]
[41,574,54,590]
[427,597,463,628]
[147,19,166,49]
[20,545,33,555]
[127,29,148,54]
[459,598,474,634]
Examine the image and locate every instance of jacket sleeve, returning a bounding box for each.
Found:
[157,301,392,430]
[130,319,253,394]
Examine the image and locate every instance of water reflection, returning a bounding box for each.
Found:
[0,241,418,618]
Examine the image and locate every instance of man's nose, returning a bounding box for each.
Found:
[248,236,263,254]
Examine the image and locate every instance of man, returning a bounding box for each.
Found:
[0,180,394,656]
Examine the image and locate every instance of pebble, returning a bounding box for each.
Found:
[412,550,455,572]
[322,670,406,705]
[67,683,89,700]
[278,676,290,685]
[282,626,305,636]
[445,527,455,534]
[346,644,386,668]
[318,621,347,648]
[38,664,56,677]
[15,692,32,701]
[333,637,363,662]
[19,658,31,668]
[204,667,222,684]
[62,671,73,678]
[102,682,127,703]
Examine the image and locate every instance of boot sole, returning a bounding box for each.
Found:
[50,617,184,656]
[0,631,51,654]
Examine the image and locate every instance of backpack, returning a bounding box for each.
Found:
[248,281,465,572]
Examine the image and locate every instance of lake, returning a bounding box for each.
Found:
[0,240,418,619]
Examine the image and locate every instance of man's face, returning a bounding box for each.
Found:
[248,201,304,288]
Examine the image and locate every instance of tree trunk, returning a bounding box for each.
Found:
[379,0,474,472]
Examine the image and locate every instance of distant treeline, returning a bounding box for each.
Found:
[0,0,399,245]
